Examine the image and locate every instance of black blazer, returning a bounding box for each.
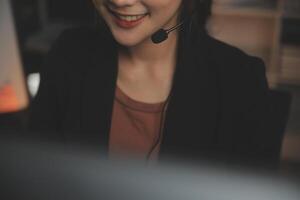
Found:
[29,26,278,165]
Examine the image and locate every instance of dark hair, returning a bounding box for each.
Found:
[181,0,213,29]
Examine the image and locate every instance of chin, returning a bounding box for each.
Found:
[111,30,151,47]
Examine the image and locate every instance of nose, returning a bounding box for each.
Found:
[107,0,138,7]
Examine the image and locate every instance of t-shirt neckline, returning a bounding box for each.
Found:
[115,86,166,113]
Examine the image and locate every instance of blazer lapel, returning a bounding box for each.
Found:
[80,31,118,152]
[160,31,220,159]
[74,27,220,159]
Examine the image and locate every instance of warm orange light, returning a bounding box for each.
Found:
[0,83,20,113]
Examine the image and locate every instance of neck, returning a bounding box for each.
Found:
[117,30,179,103]
[119,30,179,70]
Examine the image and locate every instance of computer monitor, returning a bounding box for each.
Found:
[1,134,299,200]
[0,0,29,113]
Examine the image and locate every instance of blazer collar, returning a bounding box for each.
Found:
[80,27,220,157]
[159,29,220,159]
[81,29,118,150]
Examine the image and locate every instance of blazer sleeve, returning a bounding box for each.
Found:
[28,31,71,133]
[232,57,280,166]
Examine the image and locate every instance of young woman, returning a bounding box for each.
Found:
[30,0,278,165]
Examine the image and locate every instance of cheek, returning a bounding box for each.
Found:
[147,0,182,12]
[147,0,182,20]
[92,0,102,9]
[96,3,112,25]
[93,0,108,17]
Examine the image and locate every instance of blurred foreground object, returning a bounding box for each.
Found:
[0,0,28,113]
[1,134,299,200]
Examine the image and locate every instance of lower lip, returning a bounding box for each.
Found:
[112,14,148,29]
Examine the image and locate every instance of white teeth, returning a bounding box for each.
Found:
[118,14,145,22]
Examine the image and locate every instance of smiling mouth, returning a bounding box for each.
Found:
[105,5,149,22]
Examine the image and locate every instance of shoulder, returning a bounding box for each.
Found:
[57,26,112,45]
[43,26,114,74]
[197,33,269,104]
[49,26,111,60]
[199,34,267,86]
[203,34,264,71]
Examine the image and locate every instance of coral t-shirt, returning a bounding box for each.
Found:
[109,86,167,161]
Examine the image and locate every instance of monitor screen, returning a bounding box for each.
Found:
[0,0,29,113]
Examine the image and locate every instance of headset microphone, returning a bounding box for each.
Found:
[151,21,184,44]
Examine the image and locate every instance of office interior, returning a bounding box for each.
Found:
[1,0,300,174]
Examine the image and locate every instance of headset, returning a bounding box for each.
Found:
[146,13,195,160]
[151,11,195,44]
[94,3,196,160]
[151,21,185,44]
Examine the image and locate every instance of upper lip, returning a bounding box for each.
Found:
[105,5,148,17]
